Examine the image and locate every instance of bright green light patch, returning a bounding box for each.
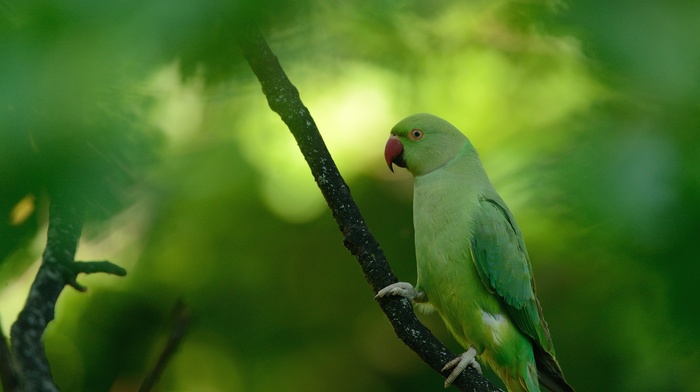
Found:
[235,63,396,223]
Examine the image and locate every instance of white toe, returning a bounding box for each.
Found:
[442,347,481,387]
[375,282,417,300]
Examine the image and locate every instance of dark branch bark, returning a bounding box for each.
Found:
[10,194,126,391]
[237,25,502,392]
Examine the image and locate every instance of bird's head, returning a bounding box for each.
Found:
[385,113,470,176]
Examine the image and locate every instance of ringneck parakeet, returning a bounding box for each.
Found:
[376,113,574,392]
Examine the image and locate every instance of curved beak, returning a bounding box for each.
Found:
[384,136,405,172]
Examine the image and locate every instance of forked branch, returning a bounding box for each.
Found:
[10,194,126,391]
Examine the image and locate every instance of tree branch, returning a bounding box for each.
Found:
[0,317,19,392]
[139,300,190,392]
[237,25,501,391]
[10,193,126,391]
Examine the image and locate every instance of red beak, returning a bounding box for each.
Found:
[384,136,404,172]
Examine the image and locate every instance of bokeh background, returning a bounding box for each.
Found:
[2,0,699,391]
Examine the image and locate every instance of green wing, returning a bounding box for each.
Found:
[469,194,554,354]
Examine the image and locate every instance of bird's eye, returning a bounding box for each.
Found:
[409,128,424,140]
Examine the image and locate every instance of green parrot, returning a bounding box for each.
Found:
[376,113,574,392]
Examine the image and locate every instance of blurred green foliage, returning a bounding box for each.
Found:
[2,0,699,391]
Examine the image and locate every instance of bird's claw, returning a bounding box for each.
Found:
[442,346,482,388]
[375,282,419,300]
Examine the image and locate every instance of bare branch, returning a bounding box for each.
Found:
[139,300,191,392]
[10,194,126,391]
[0,317,19,392]
[237,25,502,392]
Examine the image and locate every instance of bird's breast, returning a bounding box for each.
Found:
[412,170,506,350]
[412,171,484,303]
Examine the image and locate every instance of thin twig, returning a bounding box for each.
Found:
[139,300,191,392]
[0,317,19,392]
[237,25,501,392]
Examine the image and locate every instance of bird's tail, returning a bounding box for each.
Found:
[535,346,575,392]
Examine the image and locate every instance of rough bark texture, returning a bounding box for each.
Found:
[237,25,502,392]
[10,194,126,391]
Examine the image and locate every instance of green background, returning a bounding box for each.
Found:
[2,1,699,391]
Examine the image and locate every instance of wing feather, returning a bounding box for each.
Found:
[469,195,554,353]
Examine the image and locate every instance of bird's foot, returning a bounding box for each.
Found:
[442,346,482,388]
[375,282,425,302]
